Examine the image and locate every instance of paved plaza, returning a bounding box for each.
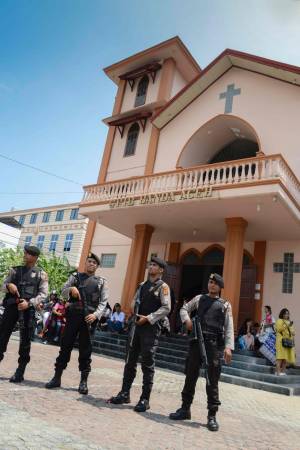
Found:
[0,337,299,450]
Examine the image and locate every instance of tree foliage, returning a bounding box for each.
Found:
[0,247,75,296]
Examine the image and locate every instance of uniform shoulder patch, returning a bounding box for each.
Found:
[162,283,169,295]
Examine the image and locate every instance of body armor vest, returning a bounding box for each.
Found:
[197,294,227,334]
[5,266,41,305]
[75,273,103,312]
[138,280,163,316]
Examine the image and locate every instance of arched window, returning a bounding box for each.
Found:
[124,123,139,157]
[135,75,149,107]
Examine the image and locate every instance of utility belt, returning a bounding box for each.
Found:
[67,302,95,315]
[203,330,225,348]
[189,323,225,347]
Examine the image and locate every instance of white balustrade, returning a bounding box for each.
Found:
[81,155,300,206]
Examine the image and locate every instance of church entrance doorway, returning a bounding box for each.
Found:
[178,246,256,328]
[180,246,223,299]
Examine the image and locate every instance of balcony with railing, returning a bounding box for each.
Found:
[81,154,300,209]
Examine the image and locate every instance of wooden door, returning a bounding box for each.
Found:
[238,265,256,329]
[162,263,182,332]
[162,263,182,301]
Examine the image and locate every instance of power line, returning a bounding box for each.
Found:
[0,153,83,186]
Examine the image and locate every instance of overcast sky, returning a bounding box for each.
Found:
[1,0,300,212]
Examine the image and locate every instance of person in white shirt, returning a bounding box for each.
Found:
[107,303,125,332]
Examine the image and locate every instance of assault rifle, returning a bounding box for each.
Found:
[73,273,92,331]
[17,281,27,330]
[126,285,142,363]
[191,316,210,386]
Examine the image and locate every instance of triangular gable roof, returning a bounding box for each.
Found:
[103,36,201,84]
[152,49,300,129]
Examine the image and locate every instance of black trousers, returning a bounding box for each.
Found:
[122,323,160,400]
[181,338,224,413]
[0,305,33,368]
[55,312,95,374]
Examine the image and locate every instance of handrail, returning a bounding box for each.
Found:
[81,154,300,206]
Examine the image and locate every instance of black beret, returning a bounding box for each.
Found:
[87,252,100,266]
[150,256,167,269]
[209,273,224,289]
[24,245,40,257]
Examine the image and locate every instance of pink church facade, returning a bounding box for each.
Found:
[79,37,300,361]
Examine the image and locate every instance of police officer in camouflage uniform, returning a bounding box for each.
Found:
[45,252,108,394]
[109,256,171,413]
[169,273,234,431]
[0,245,48,382]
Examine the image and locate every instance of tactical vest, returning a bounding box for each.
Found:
[5,266,41,304]
[197,294,227,334]
[138,280,163,316]
[75,273,104,312]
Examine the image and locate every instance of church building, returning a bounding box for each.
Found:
[78,37,300,359]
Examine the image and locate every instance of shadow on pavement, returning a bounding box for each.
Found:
[8,378,79,392]
[77,394,206,429]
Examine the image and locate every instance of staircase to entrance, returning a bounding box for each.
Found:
[93,331,300,396]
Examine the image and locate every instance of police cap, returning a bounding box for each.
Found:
[209,273,224,289]
[150,256,167,269]
[24,245,41,257]
[87,252,100,266]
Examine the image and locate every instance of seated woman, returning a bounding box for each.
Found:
[107,303,125,333]
[42,298,66,343]
[237,318,254,350]
[275,308,296,376]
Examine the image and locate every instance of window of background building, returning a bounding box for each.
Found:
[55,210,64,221]
[124,123,139,157]
[135,75,149,107]
[18,215,25,226]
[37,235,45,249]
[64,233,73,251]
[30,213,37,224]
[43,211,51,223]
[100,253,117,268]
[70,208,79,220]
[49,234,59,252]
[25,236,32,245]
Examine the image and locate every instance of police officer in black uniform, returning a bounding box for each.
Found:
[45,252,108,394]
[109,256,171,412]
[169,273,234,431]
[0,245,48,382]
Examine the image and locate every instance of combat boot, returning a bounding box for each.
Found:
[134,398,150,413]
[169,407,191,420]
[78,372,89,395]
[109,391,131,404]
[45,369,63,389]
[207,412,219,431]
[9,365,26,383]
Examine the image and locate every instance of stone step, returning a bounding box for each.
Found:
[92,342,300,396]
[220,373,300,396]
[95,341,187,365]
[222,366,300,385]
[233,349,260,357]
[95,340,279,374]
[230,360,275,374]
[231,353,272,366]
[94,347,300,397]
[94,333,188,352]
